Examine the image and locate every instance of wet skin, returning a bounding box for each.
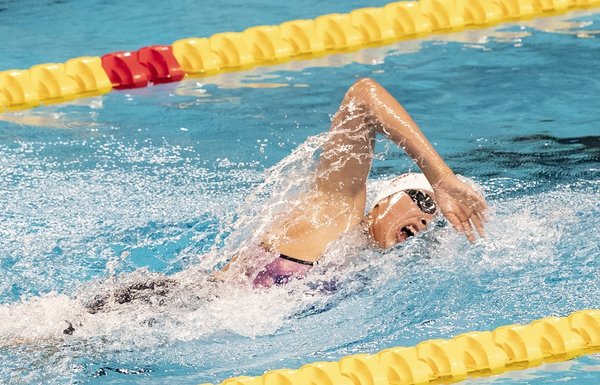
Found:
[367,190,438,249]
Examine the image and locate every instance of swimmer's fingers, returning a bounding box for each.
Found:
[470,191,489,221]
[450,207,477,243]
[471,212,486,238]
[461,217,476,243]
[445,212,465,234]
[473,198,488,222]
[460,206,485,242]
[470,201,489,239]
[462,191,488,241]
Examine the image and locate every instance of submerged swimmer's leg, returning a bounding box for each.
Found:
[56,275,179,335]
[84,275,178,314]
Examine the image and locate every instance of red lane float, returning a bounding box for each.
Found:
[102,45,184,89]
[101,51,149,89]
[137,45,185,83]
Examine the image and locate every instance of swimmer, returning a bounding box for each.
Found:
[87,77,488,312]
[90,77,488,306]
[218,78,488,288]
[1,78,488,342]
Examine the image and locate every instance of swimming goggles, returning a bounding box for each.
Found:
[404,189,437,215]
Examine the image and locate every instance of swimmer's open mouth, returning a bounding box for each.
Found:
[397,225,416,241]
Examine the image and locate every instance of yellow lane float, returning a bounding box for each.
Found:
[197,310,600,385]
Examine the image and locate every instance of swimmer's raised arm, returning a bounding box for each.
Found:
[316,78,487,242]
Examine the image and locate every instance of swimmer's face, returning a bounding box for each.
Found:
[367,190,437,249]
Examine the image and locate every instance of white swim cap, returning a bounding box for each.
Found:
[370,173,434,210]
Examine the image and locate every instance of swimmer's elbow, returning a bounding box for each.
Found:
[346,78,382,103]
[355,77,379,86]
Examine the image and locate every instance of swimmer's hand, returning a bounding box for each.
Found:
[432,174,488,243]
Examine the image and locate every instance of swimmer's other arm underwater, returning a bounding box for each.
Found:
[218,78,488,287]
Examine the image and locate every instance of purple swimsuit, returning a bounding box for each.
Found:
[252,253,314,288]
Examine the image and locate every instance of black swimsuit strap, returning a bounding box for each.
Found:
[279,253,315,266]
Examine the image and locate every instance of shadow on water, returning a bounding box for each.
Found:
[450,135,600,186]
[513,134,600,148]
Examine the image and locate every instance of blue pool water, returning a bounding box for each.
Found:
[1,1,599,385]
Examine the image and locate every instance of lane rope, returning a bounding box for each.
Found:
[1,0,599,111]
[198,310,600,385]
